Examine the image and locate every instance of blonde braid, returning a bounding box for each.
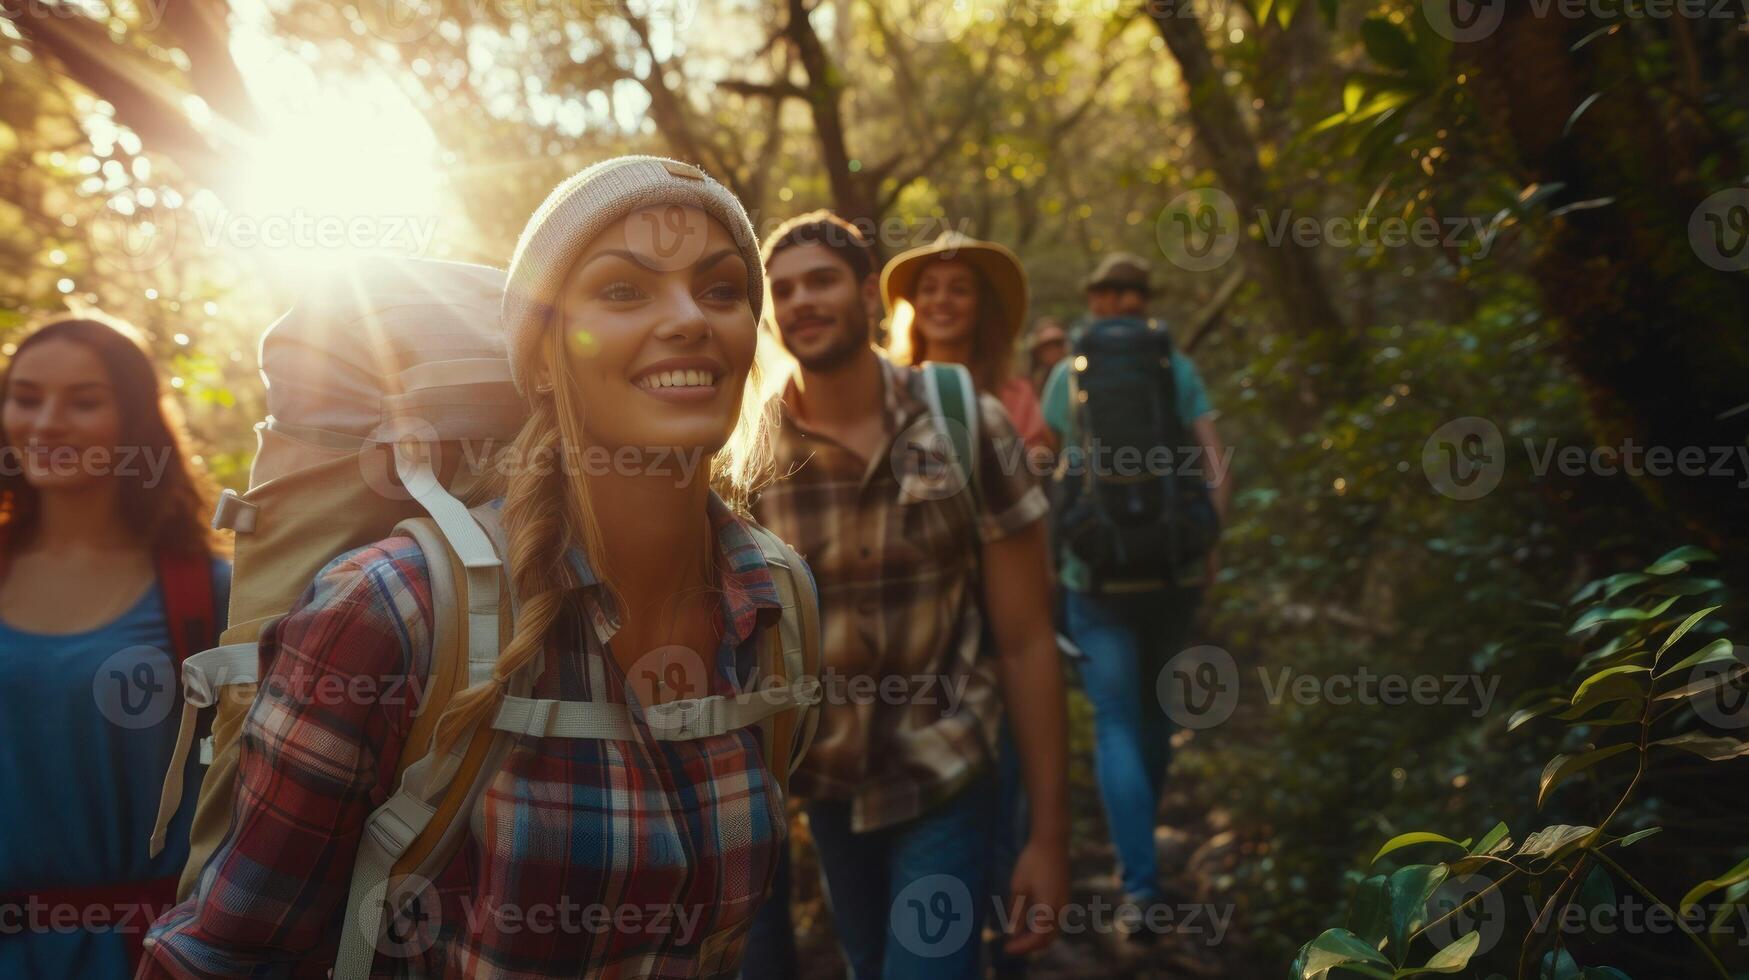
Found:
[431,325,617,754]
[433,393,570,753]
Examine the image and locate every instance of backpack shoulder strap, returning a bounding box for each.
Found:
[919,360,984,514]
[741,523,822,801]
[335,512,509,980]
[154,548,219,665]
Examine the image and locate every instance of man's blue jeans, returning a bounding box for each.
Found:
[1064,586,1201,901]
[804,769,997,980]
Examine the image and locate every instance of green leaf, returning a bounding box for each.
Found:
[1653,663,1746,703]
[1517,824,1596,864]
[1654,637,1738,678]
[1360,17,1417,72]
[1646,545,1715,575]
[1648,576,1725,597]
[1471,822,1511,856]
[1394,930,1481,975]
[1560,665,1649,720]
[1599,572,1653,599]
[1577,863,1615,914]
[1509,699,1566,731]
[1299,927,1393,978]
[1347,874,1390,948]
[1651,733,1749,760]
[1654,605,1721,666]
[1388,864,1447,959]
[1563,92,1603,137]
[1344,77,1367,114]
[1606,827,1662,849]
[1680,856,1749,913]
[1538,745,1635,809]
[1372,832,1469,866]
[1541,947,1581,980]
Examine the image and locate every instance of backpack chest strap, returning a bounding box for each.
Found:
[490,678,821,741]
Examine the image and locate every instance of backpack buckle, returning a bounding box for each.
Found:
[645,696,710,739]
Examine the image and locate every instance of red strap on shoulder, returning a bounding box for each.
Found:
[154,549,218,665]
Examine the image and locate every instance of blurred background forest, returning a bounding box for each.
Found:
[3,0,1748,976]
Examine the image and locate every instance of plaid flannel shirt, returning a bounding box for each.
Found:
[750,357,1048,832]
[140,494,788,979]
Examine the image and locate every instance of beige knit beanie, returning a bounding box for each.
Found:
[501,155,764,393]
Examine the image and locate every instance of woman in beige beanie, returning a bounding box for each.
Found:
[137,157,816,979]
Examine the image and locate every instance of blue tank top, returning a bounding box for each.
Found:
[0,558,230,978]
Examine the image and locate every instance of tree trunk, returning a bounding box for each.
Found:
[1148,1,1353,393]
[1464,9,1749,589]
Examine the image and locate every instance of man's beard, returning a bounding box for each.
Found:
[788,308,869,373]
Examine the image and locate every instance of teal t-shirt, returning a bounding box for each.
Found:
[1042,342,1214,592]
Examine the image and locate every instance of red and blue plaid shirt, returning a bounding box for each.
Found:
[140,495,790,978]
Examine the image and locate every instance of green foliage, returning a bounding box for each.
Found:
[1289,547,1747,978]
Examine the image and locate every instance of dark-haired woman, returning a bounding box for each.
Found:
[0,314,230,978]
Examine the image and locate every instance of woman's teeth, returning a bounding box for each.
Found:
[638,369,718,390]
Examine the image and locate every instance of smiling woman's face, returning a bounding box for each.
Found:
[548,207,756,458]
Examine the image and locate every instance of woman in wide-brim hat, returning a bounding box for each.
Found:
[882,231,1054,453]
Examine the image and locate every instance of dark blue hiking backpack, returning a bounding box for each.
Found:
[1053,316,1220,590]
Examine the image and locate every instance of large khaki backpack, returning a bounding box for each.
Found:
[145,257,821,979]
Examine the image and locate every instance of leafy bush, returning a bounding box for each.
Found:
[1291,546,1747,979]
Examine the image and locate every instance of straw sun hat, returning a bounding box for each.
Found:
[880,230,1029,344]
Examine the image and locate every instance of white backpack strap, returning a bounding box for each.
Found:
[147,641,260,858]
[393,453,502,662]
[335,513,503,980]
[491,683,821,741]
